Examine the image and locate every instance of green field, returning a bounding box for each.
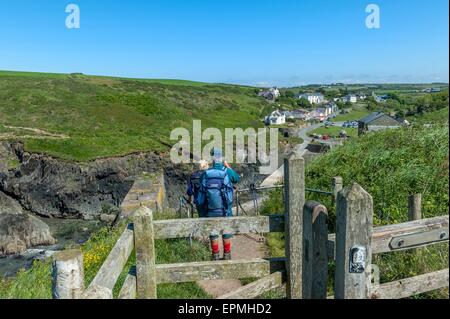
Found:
[0,71,269,161]
[334,109,371,122]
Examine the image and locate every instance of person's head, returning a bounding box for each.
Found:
[198,159,209,171]
[210,147,223,164]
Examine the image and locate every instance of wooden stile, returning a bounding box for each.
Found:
[132,206,157,299]
[302,201,329,299]
[52,249,84,299]
[334,183,374,299]
[284,153,305,299]
[50,171,448,300]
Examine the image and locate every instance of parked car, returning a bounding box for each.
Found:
[343,121,358,128]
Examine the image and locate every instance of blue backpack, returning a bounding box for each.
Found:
[197,167,234,217]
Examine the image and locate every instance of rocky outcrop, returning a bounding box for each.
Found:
[0,142,167,219]
[0,191,56,257]
[0,141,263,220]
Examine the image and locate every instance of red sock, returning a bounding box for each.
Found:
[210,237,220,254]
[223,238,232,254]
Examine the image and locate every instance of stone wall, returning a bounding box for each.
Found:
[119,172,167,218]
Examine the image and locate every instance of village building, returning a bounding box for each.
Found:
[358,112,402,135]
[372,91,389,103]
[342,94,358,103]
[307,102,338,122]
[422,87,442,93]
[258,87,280,101]
[298,92,325,105]
[264,109,286,125]
[356,92,367,100]
[283,109,311,121]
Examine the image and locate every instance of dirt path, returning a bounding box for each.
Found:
[197,233,268,298]
[0,125,70,140]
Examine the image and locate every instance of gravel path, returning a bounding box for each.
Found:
[197,233,268,298]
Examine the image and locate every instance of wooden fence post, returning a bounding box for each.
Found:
[302,201,328,299]
[334,183,373,299]
[284,153,305,299]
[332,177,343,206]
[408,194,422,255]
[133,206,157,299]
[408,194,422,222]
[52,249,84,299]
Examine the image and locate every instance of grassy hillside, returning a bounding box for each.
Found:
[0,71,268,161]
[409,106,449,124]
[261,124,449,297]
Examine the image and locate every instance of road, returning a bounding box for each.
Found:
[260,123,322,187]
[260,122,346,188]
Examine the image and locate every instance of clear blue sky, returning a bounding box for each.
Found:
[1,0,448,86]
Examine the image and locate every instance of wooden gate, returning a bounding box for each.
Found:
[51,154,449,299]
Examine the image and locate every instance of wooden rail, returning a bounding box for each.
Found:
[217,271,285,299]
[153,215,284,239]
[368,268,449,299]
[326,215,449,259]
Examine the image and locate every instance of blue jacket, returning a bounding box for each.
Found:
[211,163,241,184]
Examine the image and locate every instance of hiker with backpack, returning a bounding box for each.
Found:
[186,160,210,218]
[197,148,241,260]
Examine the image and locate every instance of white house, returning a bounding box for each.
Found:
[356,92,367,100]
[342,94,358,103]
[298,93,325,105]
[265,110,286,125]
[258,87,281,101]
[325,102,338,116]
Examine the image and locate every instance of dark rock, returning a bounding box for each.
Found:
[1,141,264,220]
[99,213,116,224]
[0,191,56,257]
[0,143,166,218]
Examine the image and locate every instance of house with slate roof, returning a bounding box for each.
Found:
[358,112,403,135]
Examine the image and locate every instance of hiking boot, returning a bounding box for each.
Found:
[223,252,232,260]
[212,253,220,261]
